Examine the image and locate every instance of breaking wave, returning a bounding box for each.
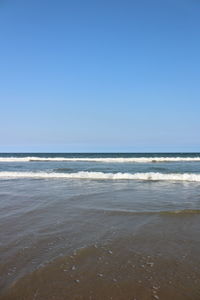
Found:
[1,156,200,163]
[1,171,200,182]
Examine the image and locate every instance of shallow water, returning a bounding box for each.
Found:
[0,153,200,299]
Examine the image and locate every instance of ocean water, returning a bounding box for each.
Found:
[1,153,200,299]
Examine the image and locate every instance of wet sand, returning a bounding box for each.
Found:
[1,214,200,300]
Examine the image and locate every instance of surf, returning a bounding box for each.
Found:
[1,171,200,182]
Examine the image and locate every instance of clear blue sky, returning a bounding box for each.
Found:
[0,0,200,152]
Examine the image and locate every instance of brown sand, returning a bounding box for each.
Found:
[1,214,200,300]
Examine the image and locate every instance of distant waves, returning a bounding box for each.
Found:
[1,156,200,163]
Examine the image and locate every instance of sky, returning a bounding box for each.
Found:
[0,0,200,152]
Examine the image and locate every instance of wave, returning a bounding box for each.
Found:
[160,209,200,215]
[1,171,200,182]
[92,208,200,215]
[1,156,200,163]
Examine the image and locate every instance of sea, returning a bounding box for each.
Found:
[0,153,200,300]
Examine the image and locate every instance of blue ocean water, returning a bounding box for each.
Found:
[1,152,200,176]
[1,153,200,213]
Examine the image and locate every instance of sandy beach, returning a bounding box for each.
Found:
[1,213,200,299]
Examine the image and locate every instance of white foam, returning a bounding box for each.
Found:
[0,171,200,182]
[0,156,200,163]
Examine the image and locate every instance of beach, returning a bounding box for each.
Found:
[1,153,200,299]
